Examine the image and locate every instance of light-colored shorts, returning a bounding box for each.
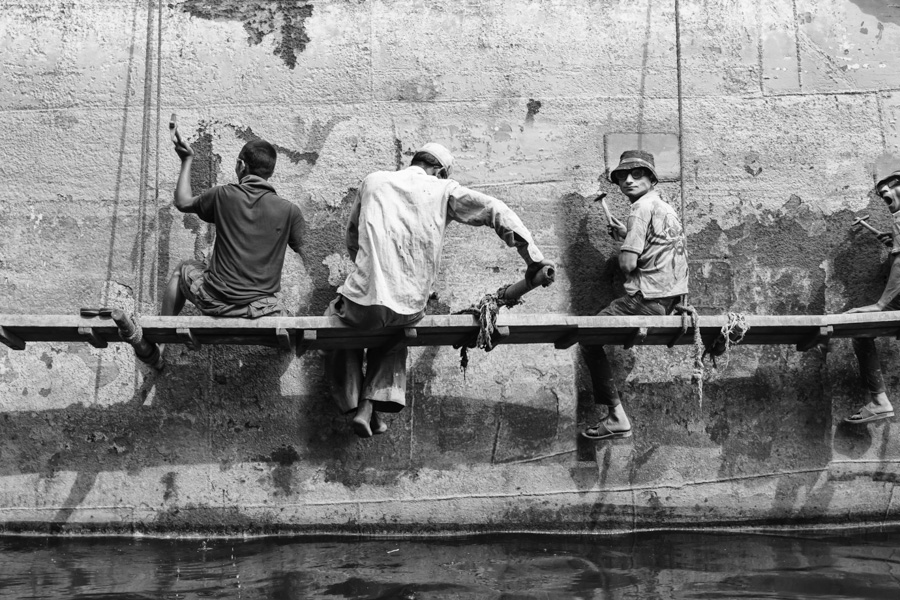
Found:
[179,260,286,318]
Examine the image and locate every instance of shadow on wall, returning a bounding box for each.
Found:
[553,187,899,505]
[556,190,628,460]
[298,187,358,316]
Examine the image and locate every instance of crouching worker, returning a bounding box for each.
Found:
[581,150,689,440]
[162,130,304,318]
[326,143,554,438]
[842,168,900,424]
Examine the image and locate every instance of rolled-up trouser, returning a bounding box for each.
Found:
[579,292,679,407]
[324,295,424,414]
[854,255,900,395]
[853,337,886,396]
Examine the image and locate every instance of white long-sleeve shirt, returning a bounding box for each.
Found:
[339,166,545,314]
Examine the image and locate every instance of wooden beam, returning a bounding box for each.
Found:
[176,328,201,351]
[383,328,417,353]
[554,327,580,350]
[624,327,648,350]
[77,326,108,349]
[796,325,832,352]
[275,328,292,351]
[492,326,510,347]
[0,326,25,350]
[295,330,317,357]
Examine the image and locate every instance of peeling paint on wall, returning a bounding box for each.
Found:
[181,0,314,70]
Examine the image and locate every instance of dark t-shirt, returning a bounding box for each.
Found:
[195,175,303,304]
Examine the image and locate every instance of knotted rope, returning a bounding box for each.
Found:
[704,311,749,370]
[453,284,522,374]
[673,302,704,407]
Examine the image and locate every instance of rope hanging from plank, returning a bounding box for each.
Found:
[672,305,750,410]
[453,284,522,375]
[673,302,705,407]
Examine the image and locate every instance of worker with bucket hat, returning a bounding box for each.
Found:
[581,150,689,440]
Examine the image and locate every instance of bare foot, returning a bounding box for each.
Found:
[371,412,388,435]
[351,400,374,438]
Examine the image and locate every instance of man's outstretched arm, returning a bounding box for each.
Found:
[447,185,553,283]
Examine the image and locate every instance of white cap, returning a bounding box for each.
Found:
[418,142,454,174]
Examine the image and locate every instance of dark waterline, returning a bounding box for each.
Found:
[2,529,899,599]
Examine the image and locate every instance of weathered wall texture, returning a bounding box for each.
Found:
[1,0,900,534]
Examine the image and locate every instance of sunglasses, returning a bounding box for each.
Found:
[879,179,900,202]
[613,167,649,184]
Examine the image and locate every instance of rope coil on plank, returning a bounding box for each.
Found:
[704,312,749,369]
[453,284,522,375]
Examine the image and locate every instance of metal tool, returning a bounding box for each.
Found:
[169,113,178,143]
[851,214,892,247]
[594,192,625,228]
[498,265,555,302]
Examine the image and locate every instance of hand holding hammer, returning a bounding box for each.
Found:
[594,191,627,240]
[852,214,893,247]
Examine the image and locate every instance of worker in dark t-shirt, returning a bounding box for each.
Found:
[161,129,304,318]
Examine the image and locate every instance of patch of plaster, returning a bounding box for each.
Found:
[299,188,359,314]
[253,445,300,495]
[162,472,178,502]
[743,151,763,177]
[525,99,542,126]
[67,344,120,389]
[848,0,900,27]
[181,1,314,70]
[322,253,355,287]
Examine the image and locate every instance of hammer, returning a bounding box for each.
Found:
[852,214,892,246]
[594,191,625,228]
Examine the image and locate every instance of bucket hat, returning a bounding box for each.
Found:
[609,150,658,184]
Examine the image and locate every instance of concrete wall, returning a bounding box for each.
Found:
[1,0,900,534]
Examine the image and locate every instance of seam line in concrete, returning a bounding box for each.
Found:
[10,462,898,513]
[674,0,686,224]
[4,87,900,116]
[792,0,803,91]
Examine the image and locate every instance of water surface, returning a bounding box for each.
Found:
[2,529,899,599]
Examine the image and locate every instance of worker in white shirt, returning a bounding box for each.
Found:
[325,143,554,438]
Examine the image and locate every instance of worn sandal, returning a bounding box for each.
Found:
[581,421,633,440]
[844,406,894,424]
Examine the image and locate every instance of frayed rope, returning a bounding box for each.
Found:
[453,285,522,376]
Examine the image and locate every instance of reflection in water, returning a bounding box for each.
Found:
[1,530,899,599]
